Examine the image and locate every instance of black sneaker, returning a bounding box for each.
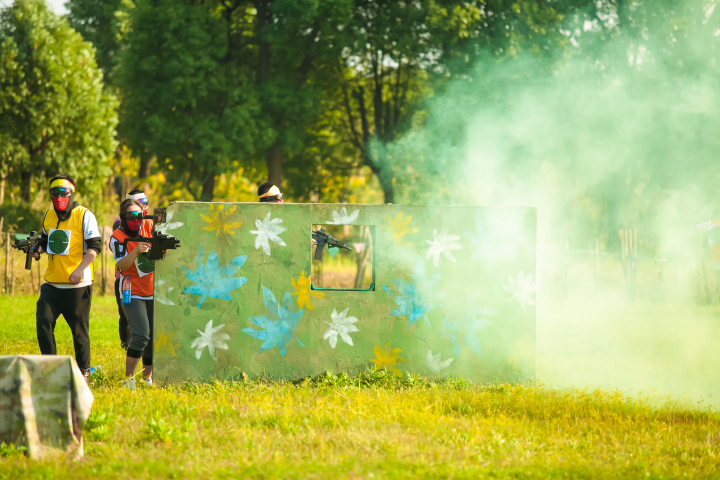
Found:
[82,369,91,385]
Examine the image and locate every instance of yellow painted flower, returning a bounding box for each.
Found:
[387,212,419,246]
[155,327,180,357]
[200,204,243,236]
[291,270,325,310]
[370,343,405,377]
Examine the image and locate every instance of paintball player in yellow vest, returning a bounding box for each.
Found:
[33,175,102,380]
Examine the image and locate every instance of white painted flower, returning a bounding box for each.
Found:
[191,319,230,360]
[425,229,462,268]
[502,270,536,308]
[323,308,359,348]
[155,279,175,306]
[155,210,184,233]
[326,207,360,225]
[425,350,454,373]
[250,212,287,255]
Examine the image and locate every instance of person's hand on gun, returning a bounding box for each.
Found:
[134,242,151,255]
[33,246,45,260]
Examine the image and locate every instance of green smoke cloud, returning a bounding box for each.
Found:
[373,0,720,408]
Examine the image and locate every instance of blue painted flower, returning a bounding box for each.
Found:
[243,287,305,356]
[382,259,441,327]
[181,245,248,307]
[441,299,495,357]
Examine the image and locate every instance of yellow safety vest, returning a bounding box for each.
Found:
[43,206,94,284]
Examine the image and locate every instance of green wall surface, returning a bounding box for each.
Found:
[153,202,536,383]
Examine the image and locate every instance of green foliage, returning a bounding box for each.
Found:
[0,442,27,458]
[0,202,43,233]
[62,0,578,205]
[0,0,118,201]
[119,0,265,201]
[66,0,130,84]
[141,415,190,445]
[85,407,115,442]
[323,0,568,203]
[369,0,720,253]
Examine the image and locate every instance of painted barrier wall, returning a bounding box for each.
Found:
[153,202,536,383]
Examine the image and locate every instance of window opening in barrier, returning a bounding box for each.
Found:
[311,224,374,291]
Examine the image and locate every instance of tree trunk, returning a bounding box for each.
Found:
[266,143,283,187]
[200,172,215,202]
[0,174,5,206]
[256,2,284,189]
[20,170,33,202]
[138,155,154,178]
[362,148,394,204]
[378,174,394,204]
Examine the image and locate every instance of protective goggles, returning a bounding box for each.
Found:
[122,211,145,221]
[50,187,73,198]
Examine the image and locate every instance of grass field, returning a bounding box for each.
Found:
[1,295,719,479]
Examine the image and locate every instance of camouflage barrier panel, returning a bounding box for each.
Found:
[154,203,536,383]
[0,355,93,459]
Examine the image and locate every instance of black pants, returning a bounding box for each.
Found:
[122,298,154,366]
[114,277,131,349]
[36,283,92,370]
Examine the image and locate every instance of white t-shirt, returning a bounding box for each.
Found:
[44,210,101,289]
[109,235,153,300]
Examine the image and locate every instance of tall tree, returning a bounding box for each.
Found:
[329,0,564,204]
[66,0,130,84]
[119,0,264,201]
[249,0,353,187]
[0,0,118,201]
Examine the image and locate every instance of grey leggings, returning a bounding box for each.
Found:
[121,297,153,365]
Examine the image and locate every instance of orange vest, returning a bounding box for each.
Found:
[111,221,154,297]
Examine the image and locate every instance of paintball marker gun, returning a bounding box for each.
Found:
[114,230,180,260]
[312,228,351,261]
[12,231,41,270]
[114,207,181,260]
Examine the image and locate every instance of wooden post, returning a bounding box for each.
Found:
[618,227,638,300]
[101,229,106,295]
[4,232,8,294]
[594,238,599,288]
[37,251,42,291]
[10,238,14,296]
[0,217,3,294]
[30,253,35,294]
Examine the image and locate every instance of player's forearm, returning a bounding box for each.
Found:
[116,248,140,272]
[77,250,98,272]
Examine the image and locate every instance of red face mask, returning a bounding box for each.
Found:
[52,196,70,211]
[126,219,143,232]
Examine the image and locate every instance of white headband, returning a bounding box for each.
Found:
[126,192,147,201]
